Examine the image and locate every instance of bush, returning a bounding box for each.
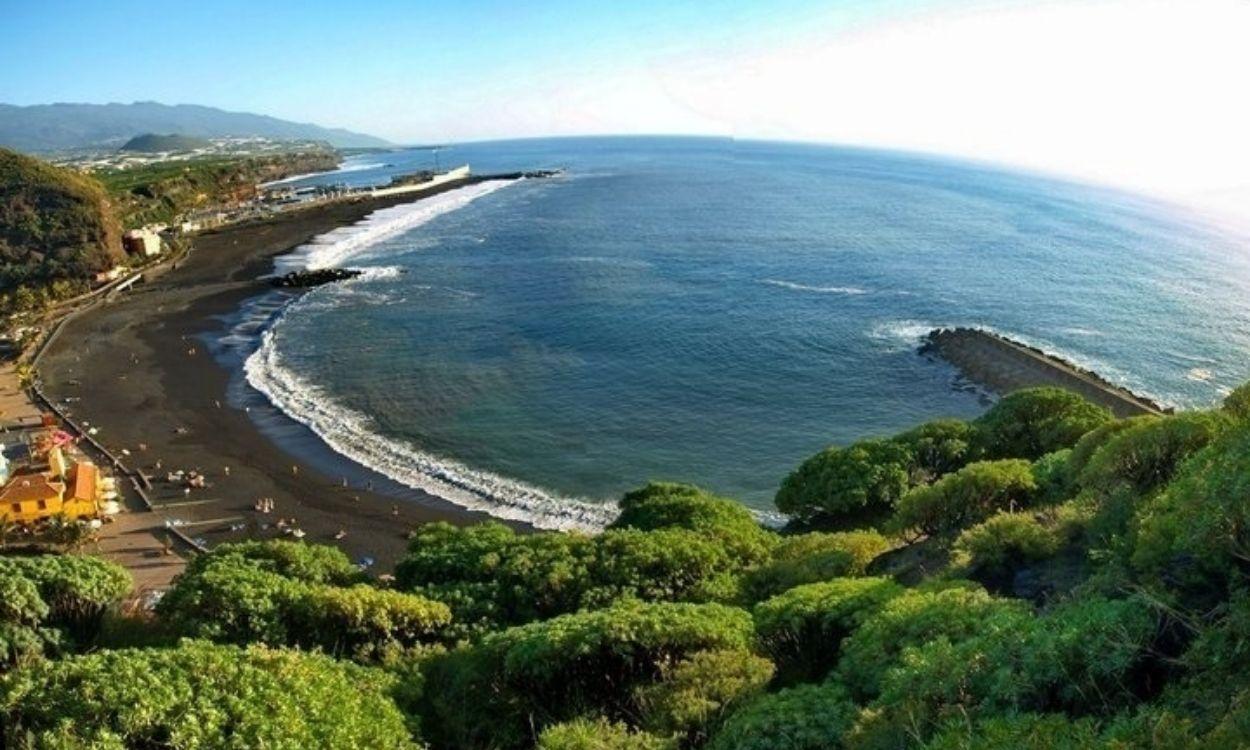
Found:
[611,482,778,566]
[1223,381,1250,420]
[973,388,1113,461]
[835,585,1030,699]
[0,555,130,643]
[742,530,891,602]
[586,528,742,606]
[865,595,1160,744]
[1031,448,1073,504]
[753,577,903,682]
[158,548,450,656]
[189,539,362,585]
[420,600,755,749]
[893,419,979,482]
[636,649,774,743]
[1077,412,1229,497]
[707,682,859,750]
[952,511,1061,585]
[774,439,912,525]
[891,459,1038,536]
[538,718,675,750]
[0,640,418,749]
[1130,425,1250,600]
[922,713,1105,749]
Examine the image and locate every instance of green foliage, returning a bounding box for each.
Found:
[707,682,859,750]
[537,718,675,750]
[1224,382,1250,420]
[1077,412,1229,497]
[1130,425,1250,600]
[864,596,1159,745]
[0,640,418,749]
[0,147,123,292]
[891,459,1038,536]
[742,530,891,602]
[921,713,1105,749]
[1032,448,1073,504]
[419,600,754,749]
[753,577,903,683]
[974,388,1113,461]
[0,555,131,642]
[952,511,1061,585]
[635,649,774,743]
[835,585,1031,699]
[893,419,979,482]
[774,438,913,525]
[611,482,777,566]
[158,542,449,657]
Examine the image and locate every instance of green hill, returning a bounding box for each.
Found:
[3,385,1250,748]
[0,147,124,303]
[119,133,212,153]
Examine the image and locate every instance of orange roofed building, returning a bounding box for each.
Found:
[0,438,106,524]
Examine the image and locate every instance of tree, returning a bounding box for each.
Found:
[742,530,891,602]
[891,459,1039,536]
[973,388,1113,461]
[774,439,912,525]
[707,682,859,750]
[635,649,774,744]
[610,482,777,566]
[0,640,419,749]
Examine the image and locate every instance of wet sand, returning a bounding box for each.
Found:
[39,183,514,571]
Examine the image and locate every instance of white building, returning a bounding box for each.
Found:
[123,228,162,257]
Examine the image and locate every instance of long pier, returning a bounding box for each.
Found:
[920,327,1167,418]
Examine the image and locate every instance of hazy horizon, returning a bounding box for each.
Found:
[5,0,1250,219]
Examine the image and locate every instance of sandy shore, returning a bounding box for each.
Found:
[38,182,514,571]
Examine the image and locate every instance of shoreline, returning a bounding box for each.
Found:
[37,178,530,570]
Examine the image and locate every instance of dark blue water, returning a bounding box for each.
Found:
[238,137,1250,529]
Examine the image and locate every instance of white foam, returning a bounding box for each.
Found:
[762,279,868,295]
[260,161,387,188]
[273,180,519,274]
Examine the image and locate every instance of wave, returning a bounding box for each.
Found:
[273,179,520,273]
[762,279,868,295]
[244,305,620,532]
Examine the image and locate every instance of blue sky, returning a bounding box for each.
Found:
[3,0,1250,213]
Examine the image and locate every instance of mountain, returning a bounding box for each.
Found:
[119,133,212,153]
[0,102,390,153]
[0,147,124,294]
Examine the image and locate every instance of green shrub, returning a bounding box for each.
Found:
[974,388,1113,461]
[537,718,675,750]
[0,555,130,642]
[420,600,755,749]
[836,585,1030,699]
[774,439,912,525]
[636,649,774,743]
[1032,448,1074,504]
[1065,420,1134,486]
[1077,412,1229,497]
[1223,381,1250,420]
[893,419,979,482]
[611,482,778,565]
[753,577,903,682]
[707,682,859,750]
[1130,425,1250,599]
[743,530,891,602]
[952,511,1061,585]
[586,528,742,606]
[921,713,1105,749]
[0,640,417,749]
[891,459,1038,536]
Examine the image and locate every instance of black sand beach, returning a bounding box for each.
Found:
[39,181,517,570]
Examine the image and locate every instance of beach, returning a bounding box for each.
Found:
[37,182,513,571]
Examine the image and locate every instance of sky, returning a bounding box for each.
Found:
[3,0,1250,216]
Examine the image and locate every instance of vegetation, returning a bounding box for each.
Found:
[119,132,212,152]
[3,383,1250,748]
[0,147,123,313]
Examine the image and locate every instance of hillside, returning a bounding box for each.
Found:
[96,147,340,228]
[0,147,123,298]
[3,385,1250,748]
[119,133,212,153]
[0,101,390,152]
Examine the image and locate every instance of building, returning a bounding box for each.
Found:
[123,228,162,257]
[0,426,107,525]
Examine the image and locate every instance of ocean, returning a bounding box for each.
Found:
[210,137,1250,530]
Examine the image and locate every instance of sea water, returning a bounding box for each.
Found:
[228,137,1250,529]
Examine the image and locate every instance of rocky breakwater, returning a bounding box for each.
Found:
[270,268,363,289]
[920,327,1168,418]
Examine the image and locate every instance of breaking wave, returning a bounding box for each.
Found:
[273,179,519,273]
[762,279,868,295]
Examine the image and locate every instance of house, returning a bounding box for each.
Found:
[0,430,106,524]
[123,228,162,257]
